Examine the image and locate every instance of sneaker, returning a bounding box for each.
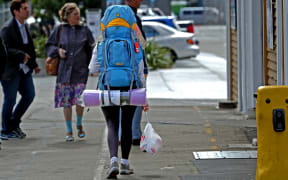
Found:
[107,161,119,179]
[1,131,20,139]
[120,163,134,175]
[15,128,26,138]
[0,134,9,140]
[10,130,25,139]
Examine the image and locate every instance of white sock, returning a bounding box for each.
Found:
[121,158,129,165]
[110,156,118,165]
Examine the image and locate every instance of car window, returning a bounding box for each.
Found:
[142,26,160,38]
[178,23,188,28]
[183,11,192,15]
[194,10,204,15]
[182,9,204,15]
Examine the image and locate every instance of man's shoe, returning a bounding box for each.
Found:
[11,130,24,139]
[1,132,18,139]
[15,128,26,138]
[107,161,119,179]
[120,163,134,175]
[0,134,9,140]
[132,139,141,146]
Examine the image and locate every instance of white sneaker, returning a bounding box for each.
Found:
[120,163,134,175]
[107,161,119,179]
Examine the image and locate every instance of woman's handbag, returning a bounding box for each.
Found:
[45,25,62,75]
[45,57,59,75]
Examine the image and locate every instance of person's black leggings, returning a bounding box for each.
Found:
[101,105,137,159]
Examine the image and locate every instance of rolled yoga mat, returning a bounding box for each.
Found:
[82,88,146,106]
[82,90,101,106]
[129,88,146,105]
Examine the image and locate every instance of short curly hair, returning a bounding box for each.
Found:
[58,3,79,23]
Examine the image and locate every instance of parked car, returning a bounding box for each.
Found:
[179,7,220,24]
[176,20,195,33]
[137,7,165,17]
[141,16,196,35]
[141,16,182,31]
[142,21,200,61]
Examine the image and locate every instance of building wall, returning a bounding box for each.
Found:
[227,0,288,113]
[264,0,278,85]
[227,0,264,113]
[230,28,238,101]
[283,1,288,84]
[228,0,238,101]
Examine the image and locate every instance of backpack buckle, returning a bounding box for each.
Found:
[135,41,139,53]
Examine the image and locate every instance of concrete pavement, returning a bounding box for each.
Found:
[0,56,257,180]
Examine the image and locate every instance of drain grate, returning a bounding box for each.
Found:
[193,150,257,160]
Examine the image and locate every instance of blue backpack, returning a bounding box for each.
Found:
[97,5,143,92]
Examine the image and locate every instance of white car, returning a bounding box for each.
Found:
[142,21,200,61]
[137,7,165,17]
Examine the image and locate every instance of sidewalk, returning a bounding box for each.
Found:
[0,56,257,180]
[0,97,257,180]
[100,101,256,180]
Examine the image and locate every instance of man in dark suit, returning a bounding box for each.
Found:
[0,37,7,79]
[0,0,41,140]
[125,0,148,146]
[0,36,7,146]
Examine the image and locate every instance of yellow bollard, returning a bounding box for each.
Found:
[256,86,288,180]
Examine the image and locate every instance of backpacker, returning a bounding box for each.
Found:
[97,5,143,94]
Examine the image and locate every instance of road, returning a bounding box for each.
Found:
[194,25,226,58]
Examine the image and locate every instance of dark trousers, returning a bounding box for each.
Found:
[102,105,136,159]
[1,71,35,134]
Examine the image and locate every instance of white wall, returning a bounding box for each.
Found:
[237,0,264,113]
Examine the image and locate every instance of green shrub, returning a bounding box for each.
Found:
[145,41,174,70]
[34,34,48,58]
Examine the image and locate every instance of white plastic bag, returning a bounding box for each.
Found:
[140,113,162,154]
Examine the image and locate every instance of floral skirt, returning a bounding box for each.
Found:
[54,83,86,108]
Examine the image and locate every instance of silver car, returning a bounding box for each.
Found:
[142,21,200,61]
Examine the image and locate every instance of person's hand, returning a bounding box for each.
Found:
[34,66,41,74]
[58,48,67,59]
[24,53,30,64]
[142,104,149,112]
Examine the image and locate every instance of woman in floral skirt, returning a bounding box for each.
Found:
[45,3,94,141]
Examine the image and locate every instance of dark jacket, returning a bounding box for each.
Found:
[0,36,7,79]
[129,6,148,75]
[45,24,94,84]
[0,18,38,80]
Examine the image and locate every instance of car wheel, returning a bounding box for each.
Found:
[164,49,177,62]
